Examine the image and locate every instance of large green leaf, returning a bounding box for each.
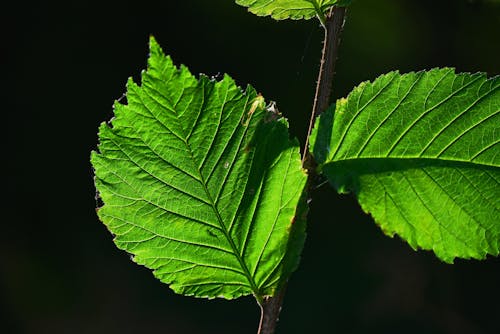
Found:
[91,37,307,300]
[235,0,351,20]
[311,68,500,263]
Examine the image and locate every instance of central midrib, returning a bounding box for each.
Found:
[157,73,262,299]
[180,120,262,301]
[200,171,262,297]
[326,156,499,169]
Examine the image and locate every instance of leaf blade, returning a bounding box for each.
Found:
[235,0,351,20]
[91,37,307,299]
[311,68,500,262]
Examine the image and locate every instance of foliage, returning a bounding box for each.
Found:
[91,0,499,332]
[310,68,500,263]
[236,0,351,20]
[92,38,307,300]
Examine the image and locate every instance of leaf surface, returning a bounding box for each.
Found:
[311,68,500,262]
[235,0,351,20]
[91,37,307,300]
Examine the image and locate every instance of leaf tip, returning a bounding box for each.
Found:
[148,35,160,52]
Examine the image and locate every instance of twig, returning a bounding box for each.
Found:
[302,6,347,168]
[256,7,347,334]
[257,287,287,334]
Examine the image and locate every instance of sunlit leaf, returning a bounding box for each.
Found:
[91,37,307,299]
[235,0,351,20]
[311,68,500,262]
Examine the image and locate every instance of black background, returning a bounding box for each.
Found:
[4,0,500,333]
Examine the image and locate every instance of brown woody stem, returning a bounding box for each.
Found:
[302,6,347,168]
[257,287,286,334]
[256,7,347,334]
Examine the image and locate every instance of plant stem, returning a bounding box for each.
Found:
[302,6,347,168]
[257,287,287,334]
[256,8,347,334]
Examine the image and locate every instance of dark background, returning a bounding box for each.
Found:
[4,0,500,333]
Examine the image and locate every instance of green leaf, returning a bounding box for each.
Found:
[235,0,351,20]
[91,37,307,300]
[310,68,500,263]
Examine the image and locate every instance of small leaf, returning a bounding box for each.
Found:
[235,0,351,20]
[91,37,307,300]
[311,68,500,263]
